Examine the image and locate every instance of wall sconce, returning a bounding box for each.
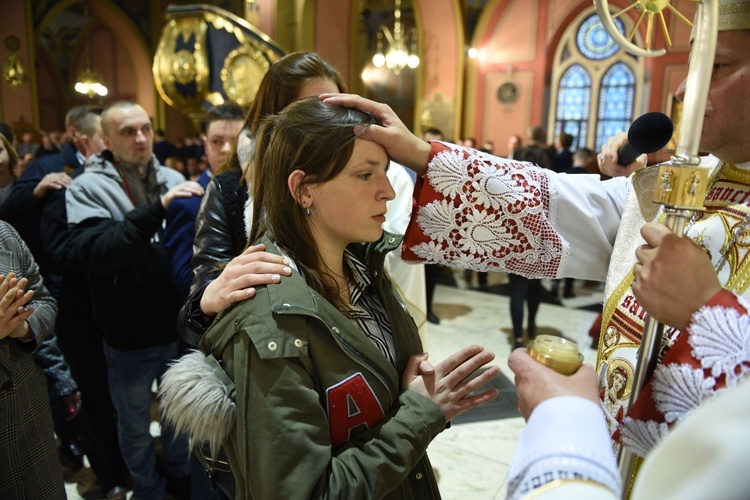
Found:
[3,36,25,89]
[372,0,419,75]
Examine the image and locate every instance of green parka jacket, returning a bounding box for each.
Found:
[200,232,447,499]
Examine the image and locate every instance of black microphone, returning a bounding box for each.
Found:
[617,112,673,166]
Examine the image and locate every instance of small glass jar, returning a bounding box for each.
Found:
[527,334,583,375]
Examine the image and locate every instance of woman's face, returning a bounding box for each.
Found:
[611,372,626,394]
[305,138,395,251]
[0,142,10,171]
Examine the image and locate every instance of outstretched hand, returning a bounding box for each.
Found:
[34,172,73,198]
[509,348,598,421]
[632,222,722,331]
[200,243,293,317]
[598,132,648,177]
[0,273,35,340]
[320,93,431,176]
[403,345,499,422]
[161,181,205,208]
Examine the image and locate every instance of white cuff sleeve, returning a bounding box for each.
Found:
[507,396,621,500]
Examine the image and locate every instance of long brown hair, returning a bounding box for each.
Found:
[214,52,346,178]
[250,97,380,310]
[0,134,19,180]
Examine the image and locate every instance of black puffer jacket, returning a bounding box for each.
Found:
[177,167,249,346]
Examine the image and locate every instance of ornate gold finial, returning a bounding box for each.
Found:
[655,164,708,208]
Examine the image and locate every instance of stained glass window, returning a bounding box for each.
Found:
[596,62,636,151]
[576,15,625,60]
[554,64,591,149]
[550,10,639,153]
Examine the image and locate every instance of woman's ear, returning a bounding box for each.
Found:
[288,169,312,207]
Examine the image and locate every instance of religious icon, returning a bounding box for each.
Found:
[685,172,701,198]
[598,359,634,445]
[604,326,619,348]
[658,169,675,203]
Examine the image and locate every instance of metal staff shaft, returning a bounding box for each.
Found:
[616,209,691,488]
[593,1,718,498]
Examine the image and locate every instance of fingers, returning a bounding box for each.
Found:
[446,366,500,417]
[174,182,205,197]
[233,249,290,268]
[418,358,435,377]
[508,347,535,377]
[46,172,73,187]
[200,256,293,315]
[434,344,486,378]
[599,133,648,177]
[640,222,672,247]
[162,181,206,207]
[241,243,267,255]
[439,347,496,391]
[320,93,390,118]
[0,277,28,312]
[402,352,431,389]
[224,252,292,289]
[454,364,500,398]
[0,273,13,299]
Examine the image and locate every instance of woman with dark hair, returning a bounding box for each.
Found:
[0,133,20,207]
[161,98,499,498]
[178,51,347,346]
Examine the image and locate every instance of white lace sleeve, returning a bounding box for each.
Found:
[403,142,628,280]
[507,397,621,500]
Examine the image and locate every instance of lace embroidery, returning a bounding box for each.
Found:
[690,302,750,387]
[410,146,567,276]
[652,364,716,424]
[619,417,669,458]
[621,299,750,457]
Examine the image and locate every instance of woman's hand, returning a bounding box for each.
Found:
[199,244,292,316]
[320,93,431,176]
[509,349,598,420]
[598,132,648,177]
[0,273,35,340]
[403,345,499,422]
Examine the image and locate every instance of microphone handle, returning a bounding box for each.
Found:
[617,142,642,166]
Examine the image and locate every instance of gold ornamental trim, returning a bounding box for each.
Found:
[152,16,208,115]
[220,43,272,107]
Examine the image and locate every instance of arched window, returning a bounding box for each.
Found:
[548,10,642,152]
[555,64,591,150]
[597,62,636,150]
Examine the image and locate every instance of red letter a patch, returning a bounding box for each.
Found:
[326,373,385,446]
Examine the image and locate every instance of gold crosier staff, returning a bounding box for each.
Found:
[593,0,718,497]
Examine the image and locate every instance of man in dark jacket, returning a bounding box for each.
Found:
[66,101,202,500]
[39,108,130,498]
[1,105,119,480]
[0,105,99,275]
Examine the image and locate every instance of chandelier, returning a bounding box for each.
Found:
[3,36,25,89]
[75,66,108,98]
[372,0,419,75]
[75,6,108,98]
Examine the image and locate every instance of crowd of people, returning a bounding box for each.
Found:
[1,1,749,498]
